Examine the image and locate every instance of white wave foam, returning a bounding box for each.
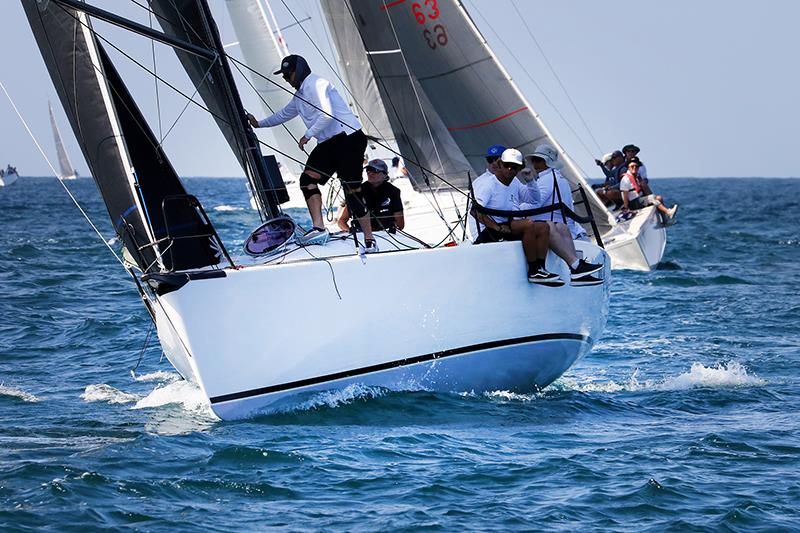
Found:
[0,384,40,402]
[132,371,179,383]
[561,362,764,393]
[133,380,216,418]
[81,384,139,404]
[213,205,243,212]
[284,383,387,413]
[484,390,541,402]
[657,361,765,391]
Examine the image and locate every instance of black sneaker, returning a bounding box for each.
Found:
[528,269,565,287]
[571,273,604,287]
[570,259,603,279]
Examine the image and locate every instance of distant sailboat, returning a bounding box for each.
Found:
[0,164,19,187]
[48,100,78,180]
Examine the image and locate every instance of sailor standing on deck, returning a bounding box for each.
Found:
[247,55,377,251]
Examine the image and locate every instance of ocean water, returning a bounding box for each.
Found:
[1,177,799,531]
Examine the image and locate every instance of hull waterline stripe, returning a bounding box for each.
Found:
[209,333,590,404]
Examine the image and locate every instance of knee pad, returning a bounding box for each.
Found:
[345,189,368,218]
[299,173,321,200]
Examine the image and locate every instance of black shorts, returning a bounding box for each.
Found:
[474,226,520,244]
[304,129,367,188]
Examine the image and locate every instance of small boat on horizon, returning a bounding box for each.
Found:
[0,164,19,187]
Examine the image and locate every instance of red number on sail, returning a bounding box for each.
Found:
[425,0,440,20]
[423,27,436,49]
[412,3,425,25]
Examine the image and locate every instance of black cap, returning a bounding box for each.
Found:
[273,54,300,75]
[622,144,640,154]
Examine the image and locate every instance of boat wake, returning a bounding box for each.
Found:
[133,379,214,417]
[0,384,40,402]
[213,204,244,212]
[280,383,389,413]
[81,383,139,404]
[559,361,764,394]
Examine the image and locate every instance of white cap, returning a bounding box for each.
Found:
[527,143,563,169]
[600,152,614,164]
[500,148,524,166]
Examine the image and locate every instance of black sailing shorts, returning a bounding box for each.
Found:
[304,129,368,189]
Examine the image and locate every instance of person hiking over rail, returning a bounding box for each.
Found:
[469,148,562,286]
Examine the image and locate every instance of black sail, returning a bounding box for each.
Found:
[22,0,221,272]
[148,0,280,217]
[320,0,473,189]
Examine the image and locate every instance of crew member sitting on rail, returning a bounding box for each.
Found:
[520,144,603,286]
[338,158,404,234]
[469,148,562,286]
[620,158,678,222]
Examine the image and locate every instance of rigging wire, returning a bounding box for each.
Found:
[56,1,468,245]
[509,0,604,156]
[0,81,126,269]
[463,0,599,168]
[277,0,391,147]
[148,10,163,141]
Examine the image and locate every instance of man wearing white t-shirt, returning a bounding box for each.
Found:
[522,144,603,286]
[469,148,561,286]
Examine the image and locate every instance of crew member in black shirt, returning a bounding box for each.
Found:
[337,159,404,237]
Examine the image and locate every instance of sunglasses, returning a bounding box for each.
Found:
[486,156,500,164]
[365,166,384,173]
[502,162,522,171]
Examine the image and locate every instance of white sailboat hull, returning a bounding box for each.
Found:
[602,206,666,271]
[0,171,19,187]
[153,238,610,420]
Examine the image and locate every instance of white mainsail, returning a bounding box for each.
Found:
[48,100,77,180]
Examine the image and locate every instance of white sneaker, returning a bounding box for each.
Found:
[667,205,679,218]
[297,227,329,245]
[363,239,379,254]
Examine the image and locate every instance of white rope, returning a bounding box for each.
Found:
[0,80,126,269]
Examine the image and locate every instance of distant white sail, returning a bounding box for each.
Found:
[224,0,309,175]
[48,101,77,180]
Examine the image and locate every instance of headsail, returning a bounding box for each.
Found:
[148,0,282,219]
[343,0,613,229]
[48,101,77,179]
[224,0,308,176]
[321,0,472,190]
[23,0,221,272]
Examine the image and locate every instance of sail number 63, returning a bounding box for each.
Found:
[412,0,440,24]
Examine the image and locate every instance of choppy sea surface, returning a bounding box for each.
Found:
[1,177,799,531]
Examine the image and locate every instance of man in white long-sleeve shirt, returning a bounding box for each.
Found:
[247,55,375,250]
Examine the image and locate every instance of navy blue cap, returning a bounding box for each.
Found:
[486,144,506,157]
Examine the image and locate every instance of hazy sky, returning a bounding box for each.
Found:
[2,0,799,178]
